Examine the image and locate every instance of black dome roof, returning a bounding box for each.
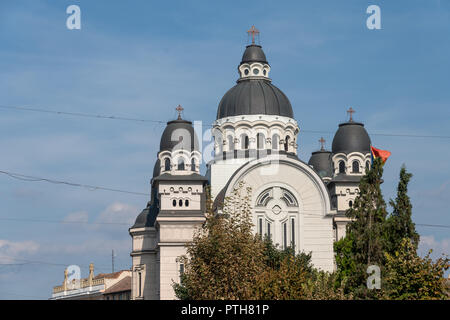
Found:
[241,44,267,64]
[160,119,199,152]
[216,43,294,120]
[131,202,158,229]
[332,122,371,154]
[308,150,332,178]
[216,79,294,119]
[152,159,160,178]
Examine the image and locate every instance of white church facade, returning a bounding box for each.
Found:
[129,31,373,300]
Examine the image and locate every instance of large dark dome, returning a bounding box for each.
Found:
[160,119,199,152]
[216,43,294,120]
[332,122,371,154]
[216,80,294,119]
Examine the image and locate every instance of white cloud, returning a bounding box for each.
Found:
[418,235,450,258]
[63,211,89,224]
[96,202,138,226]
[0,240,40,263]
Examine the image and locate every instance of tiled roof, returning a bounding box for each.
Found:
[103,276,131,294]
[94,270,130,280]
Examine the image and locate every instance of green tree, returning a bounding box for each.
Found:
[384,238,449,300]
[173,182,266,300]
[254,238,314,299]
[334,157,388,297]
[384,165,420,256]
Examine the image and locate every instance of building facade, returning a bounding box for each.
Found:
[51,264,131,300]
[129,33,372,300]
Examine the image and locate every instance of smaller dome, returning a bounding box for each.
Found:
[332,122,371,154]
[160,119,199,152]
[241,45,268,64]
[131,202,157,229]
[308,150,332,178]
[152,159,160,178]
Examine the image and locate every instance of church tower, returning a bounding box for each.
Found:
[208,27,336,272]
[207,26,300,199]
[308,108,372,241]
[129,107,207,300]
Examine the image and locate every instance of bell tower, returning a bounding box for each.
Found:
[129,107,207,300]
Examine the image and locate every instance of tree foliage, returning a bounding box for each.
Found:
[173,182,266,299]
[384,238,449,300]
[334,157,388,297]
[384,165,420,256]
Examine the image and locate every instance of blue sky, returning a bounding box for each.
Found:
[0,0,449,299]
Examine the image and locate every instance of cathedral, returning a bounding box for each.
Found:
[129,29,373,300]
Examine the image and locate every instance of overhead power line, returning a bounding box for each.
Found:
[415,223,450,229]
[0,104,166,125]
[0,217,130,226]
[1,104,450,139]
[0,170,148,197]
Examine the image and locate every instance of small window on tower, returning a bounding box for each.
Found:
[284,136,290,152]
[272,134,279,150]
[164,158,171,171]
[244,69,249,75]
[179,199,183,207]
[241,134,249,150]
[228,135,234,151]
[172,200,176,207]
[185,199,189,207]
[352,160,360,173]
[257,133,265,149]
[263,69,267,76]
[253,68,259,75]
[349,200,353,208]
[177,159,185,170]
[339,161,346,174]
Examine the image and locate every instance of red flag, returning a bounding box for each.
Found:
[371,146,391,164]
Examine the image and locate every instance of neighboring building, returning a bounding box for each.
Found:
[50,263,131,300]
[129,28,373,300]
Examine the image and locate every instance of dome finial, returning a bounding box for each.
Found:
[319,137,326,151]
[347,107,355,122]
[176,104,184,120]
[247,25,260,45]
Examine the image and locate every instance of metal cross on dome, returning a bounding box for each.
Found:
[319,137,326,150]
[347,107,355,122]
[247,25,260,44]
[176,105,184,120]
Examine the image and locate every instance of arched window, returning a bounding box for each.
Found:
[241,134,249,149]
[339,161,346,174]
[366,161,371,171]
[284,136,290,152]
[227,135,234,151]
[172,199,177,207]
[352,160,360,173]
[179,199,183,207]
[191,159,196,172]
[164,158,171,171]
[349,200,353,208]
[257,133,265,149]
[177,158,185,170]
[185,199,189,207]
[272,134,279,150]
